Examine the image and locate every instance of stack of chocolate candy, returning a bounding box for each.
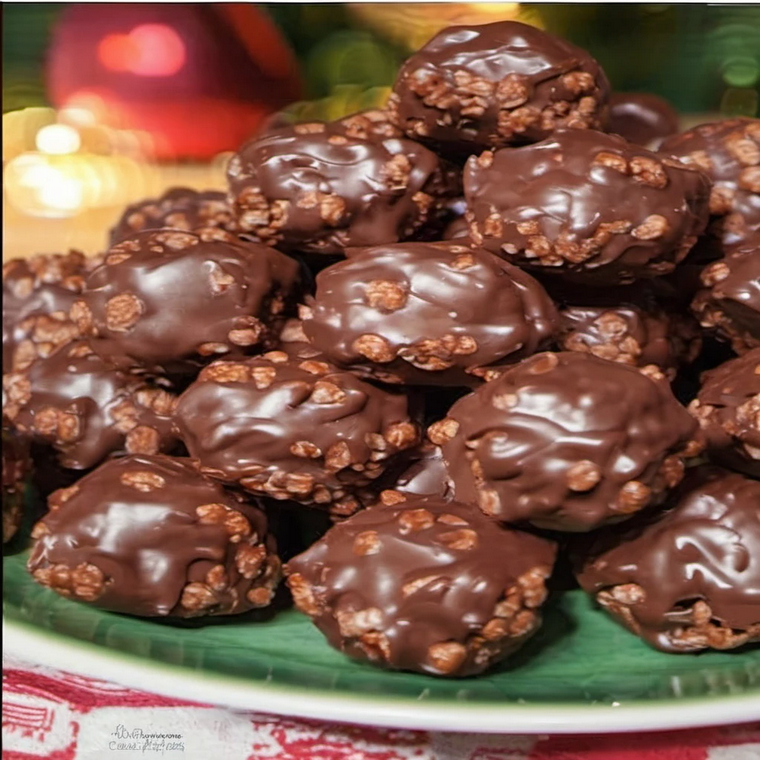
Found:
[4,20,759,678]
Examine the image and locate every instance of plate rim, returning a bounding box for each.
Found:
[5,617,760,735]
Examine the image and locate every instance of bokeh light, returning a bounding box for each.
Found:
[98,24,185,77]
[35,123,81,155]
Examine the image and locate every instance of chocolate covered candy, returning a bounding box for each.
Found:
[431,352,702,532]
[608,92,679,148]
[285,494,556,676]
[388,21,609,157]
[576,468,760,652]
[73,229,300,375]
[392,442,451,499]
[660,118,760,248]
[689,349,760,477]
[27,454,281,617]
[465,128,710,285]
[3,419,31,543]
[301,241,558,386]
[174,354,420,516]
[3,341,178,470]
[227,119,459,255]
[109,188,236,245]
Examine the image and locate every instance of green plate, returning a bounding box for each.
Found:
[4,550,760,733]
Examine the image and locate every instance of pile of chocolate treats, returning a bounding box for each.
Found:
[3,21,759,678]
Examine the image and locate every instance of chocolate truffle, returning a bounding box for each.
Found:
[3,341,178,470]
[388,21,610,157]
[285,494,556,676]
[27,454,281,617]
[576,468,760,652]
[660,118,760,248]
[431,352,703,532]
[691,234,760,354]
[3,419,31,544]
[465,128,710,285]
[174,354,420,516]
[391,442,451,499]
[688,349,760,477]
[301,241,559,386]
[608,92,679,148]
[226,119,459,255]
[108,187,236,246]
[73,229,300,375]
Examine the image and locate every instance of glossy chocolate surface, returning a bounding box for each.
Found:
[608,92,678,147]
[2,419,31,543]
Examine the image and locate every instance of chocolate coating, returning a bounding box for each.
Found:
[74,229,300,375]
[388,21,610,157]
[227,119,460,255]
[689,349,760,477]
[608,92,679,148]
[174,354,421,516]
[465,128,711,285]
[576,468,760,652]
[660,118,760,248]
[3,419,31,544]
[432,352,702,532]
[301,241,559,386]
[27,454,281,617]
[285,494,556,676]
[2,341,178,470]
[108,188,236,246]
[392,442,451,499]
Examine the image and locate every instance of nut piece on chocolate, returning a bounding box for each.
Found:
[73,229,300,375]
[226,119,460,255]
[608,92,679,148]
[301,241,559,386]
[388,21,610,157]
[688,349,760,477]
[465,128,711,285]
[285,494,556,676]
[391,442,452,499]
[691,233,760,354]
[108,188,236,246]
[174,354,421,517]
[432,352,703,532]
[660,118,760,248]
[576,468,760,652]
[3,419,31,544]
[3,252,99,371]
[3,341,178,470]
[27,454,281,617]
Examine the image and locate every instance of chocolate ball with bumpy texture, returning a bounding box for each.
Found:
[27,454,281,617]
[226,119,460,256]
[660,118,760,249]
[388,21,610,158]
[3,341,178,470]
[465,129,711,285]
[688,349,760,478]
[431,352,703,532]
[608,92,679,148]
[3,419,31,544]
[108,188,236,246]
[301,241,559,386]
[691,233,760,354]
[576,468,760,653]
[72,229,300,375]
[285,493,557,677]
[174,354,421,517]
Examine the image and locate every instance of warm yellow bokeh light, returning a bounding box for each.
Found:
[35,124,82,155]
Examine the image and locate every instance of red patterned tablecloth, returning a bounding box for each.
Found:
[3,655,760,760]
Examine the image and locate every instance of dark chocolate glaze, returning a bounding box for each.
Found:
[174,354,420,514]
[660,118,760,249]
[285,495,556,676]
[465,128,711,285]
[27,454,281,617]
[301,241,558,386]
[577,467,760,652]
[108,188,236,246]
[388,20,610,157]
[436,351,702,532]
[392,442,452,499]
[75,229,300,375]
[608,92,679,148]
[2,418,31,543]
[227,119,460,255]
[689,349,760,477]
[3,341,178,470]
